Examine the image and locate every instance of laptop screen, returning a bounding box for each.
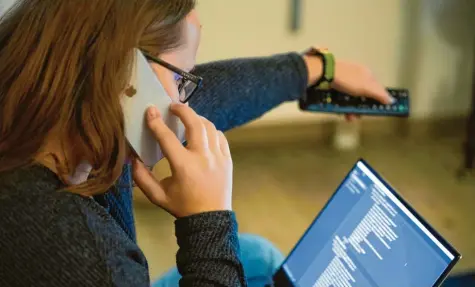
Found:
[274,160,460,287]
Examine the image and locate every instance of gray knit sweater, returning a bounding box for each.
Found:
[0,53,308,286]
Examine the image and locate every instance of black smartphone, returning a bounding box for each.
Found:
[299,88,410,117]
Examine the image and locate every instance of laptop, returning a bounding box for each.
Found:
[272,159,461,287]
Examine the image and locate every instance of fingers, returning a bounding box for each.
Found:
[198,116,229,157]
[169,103,206,150]
[367,79,394,105]
[218,131,231,157]
[333,60,394,105]
[345,114,360,122]
[200,116,220,153]
[146,106,185,164]
[131,158,168,208]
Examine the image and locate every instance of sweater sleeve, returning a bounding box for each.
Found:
[175,211,246,286]
[0,191,150,287]
[189,52,308,132]
[67,202,246,287]
[0,189,245,287]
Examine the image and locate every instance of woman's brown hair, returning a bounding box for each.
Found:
[0,0,195,195]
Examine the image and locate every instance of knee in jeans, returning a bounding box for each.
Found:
[238,233,285,274]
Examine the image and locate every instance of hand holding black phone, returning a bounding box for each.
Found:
[299,88,410,117]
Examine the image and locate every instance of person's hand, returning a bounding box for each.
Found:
[132,103,233,218]
[331,60,394,105]
[334,60,396,121]
[303,48,395,121]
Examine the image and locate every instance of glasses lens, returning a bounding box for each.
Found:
[179,80,198,102]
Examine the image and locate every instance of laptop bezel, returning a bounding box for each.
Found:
[273,158,461,287]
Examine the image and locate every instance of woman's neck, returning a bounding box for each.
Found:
[35,135,92,185]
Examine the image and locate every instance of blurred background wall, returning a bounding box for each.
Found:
[195,0,474,126]
[2,0,473,124]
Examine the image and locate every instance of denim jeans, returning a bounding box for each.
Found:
[152,233,285,287]
[442,272,475,287]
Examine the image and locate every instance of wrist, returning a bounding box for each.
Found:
[302,54,323,87]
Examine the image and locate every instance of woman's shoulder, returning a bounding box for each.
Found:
[0,164,127,233]
[0,165,88,218]
[0,164,63,196]
[0,165,150,286]
[0,165,102,234]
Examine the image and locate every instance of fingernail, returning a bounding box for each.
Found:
[389,95,397,104]
[147,105,159,120]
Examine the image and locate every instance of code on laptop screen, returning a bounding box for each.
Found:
[278,161,458,287]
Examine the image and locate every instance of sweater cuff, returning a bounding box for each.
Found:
[174,211,245,285]
[174,211,240,260]
[283,52,309,100]
[175,211,237,239]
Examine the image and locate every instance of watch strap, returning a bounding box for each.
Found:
[306,47,335,90]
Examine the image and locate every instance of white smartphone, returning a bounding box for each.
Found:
[121,49,185,167]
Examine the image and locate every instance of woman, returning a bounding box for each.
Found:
[0,0,248,286]
[0,1,395,287]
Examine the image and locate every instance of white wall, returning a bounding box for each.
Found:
[2,0,474,124]
[196,0,475,124]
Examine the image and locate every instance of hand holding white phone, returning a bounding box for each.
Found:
[132,104,233,218]
[123,50,234,217]
[121,49,185,168]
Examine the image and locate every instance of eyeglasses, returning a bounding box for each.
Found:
[141,50,203,103]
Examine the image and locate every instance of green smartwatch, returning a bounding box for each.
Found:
[306,47,335,90]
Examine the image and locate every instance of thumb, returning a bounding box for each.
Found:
[132,158,169,208]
